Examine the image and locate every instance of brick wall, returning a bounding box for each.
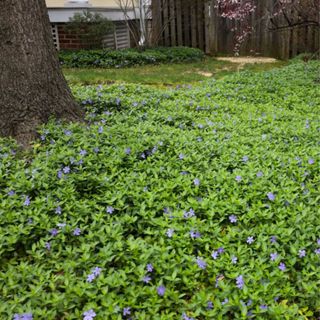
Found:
[57,24,84,50]
[53,22,131,50]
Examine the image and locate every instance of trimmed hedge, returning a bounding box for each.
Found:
[59,47,205,68]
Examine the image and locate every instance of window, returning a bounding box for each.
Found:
[65,0,90,7]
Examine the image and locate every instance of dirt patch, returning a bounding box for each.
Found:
[216,57,277,64]
[197,71,213,77]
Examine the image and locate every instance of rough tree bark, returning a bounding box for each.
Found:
[0,0,84,148]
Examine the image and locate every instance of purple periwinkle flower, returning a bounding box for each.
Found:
[260,305,268,310]
[24,196,31,206]
[45,242,51,250]
[146,264,153,272]
[83,309,96,320]
[207,301,213,310]
[55,206,62,215]
[279,262,286,271]
[211,250,219,260]
[179,153,184,160]
[8,190,15,196]
[270,236,277,244]
[57,170,63,179]
[231,256,238,264]
[125,147,131,155]
[256,171,263,177]
[247,236,254,244]
[190,230,201,239]
[235,175,242,182]
[196,257,207,269]
[63,166,70,174]
[80,149,87,156]
[270,253,278,261]
[13,314,33,320]
[166,229,174,238]
[217,247,224,254]
[106,206,114,214]
[305,120,310,129]
[308,158,315,165]
[86,274,95,283]
[236,275,244,289]
[222,298,229,305]
[317,239,320,246]
[157,285,166,296]
[267,192,275,201]
[184,208,195,218]
[242,156,249,162]
[182,313,194,320]
[93,267,102,276]
[50,228,58,237]
[314,248,320,255]
[98,126,103,134]
[73,228,81,236]
[298,249,306,258]
[94,147,99,153]
[64,129,72,136]
[193,178,200,186]
[123,307,131,316]
[229,215,237,223]
[142,275,152,283]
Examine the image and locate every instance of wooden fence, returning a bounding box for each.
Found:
[151,0,319,59]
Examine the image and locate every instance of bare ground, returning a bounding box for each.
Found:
[216,57,277,64]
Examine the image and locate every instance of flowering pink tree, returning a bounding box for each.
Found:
[215,0,320,54]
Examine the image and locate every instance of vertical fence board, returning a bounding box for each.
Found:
[153,0,318,58]
[151,0,162,46]
[176,0,183,46]
[163,0,170,46]
[197,0,204,50]
[169,0,176,46]
[191,1,197,48]
[183,3,190,46]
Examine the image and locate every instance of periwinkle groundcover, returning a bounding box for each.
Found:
[0,61,319,319]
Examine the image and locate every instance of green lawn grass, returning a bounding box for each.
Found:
[63,57,287,86]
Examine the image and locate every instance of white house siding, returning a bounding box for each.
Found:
[46,0,137,50]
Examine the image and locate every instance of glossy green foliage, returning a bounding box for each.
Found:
[0,61,319,320]
[59,47,205,68]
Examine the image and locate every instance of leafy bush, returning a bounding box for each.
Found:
[59,47,205,68]
[0,61,319,319]
[65,10,114,49]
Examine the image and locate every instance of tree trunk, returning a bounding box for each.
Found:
[0,0,84,148]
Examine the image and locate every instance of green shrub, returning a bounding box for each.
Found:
[59,47,205,68]
[0,61,319,319]
[65,10,114,49]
